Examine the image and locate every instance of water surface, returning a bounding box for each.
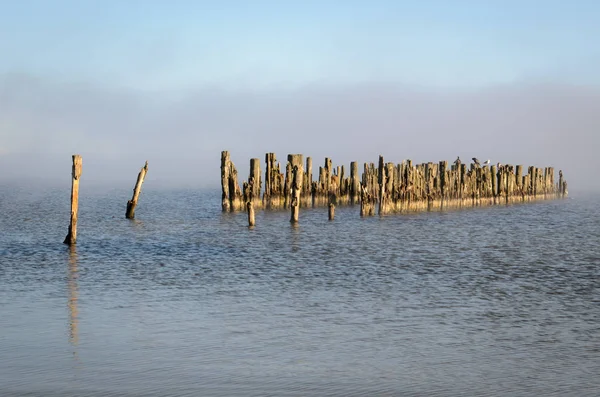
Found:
[1,186,598,396]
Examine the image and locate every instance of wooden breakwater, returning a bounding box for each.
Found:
[221,151,568,216]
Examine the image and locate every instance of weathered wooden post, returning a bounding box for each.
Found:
[64,155,82,245]
[385,162,395,211]
[263,153,284,208]
[246,158,261,208]
[328,203,335,220]
[289,154,304,223]
[247,201,255,227]
[360,184,375,216]
[221,151,231,211]
[221,151,243,211]
[303,156,313,207]
[126,161,148,219]
[515,165,523,199]
[460,163,466,203]
[558,170,564,198]
[378,155,386,215]
[548,167,555,196]
[284,161,293,208]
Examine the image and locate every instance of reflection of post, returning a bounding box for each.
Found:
[68,246,79,351]
[290,222,300,252]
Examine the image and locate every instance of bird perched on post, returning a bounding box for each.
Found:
[482,159,490,166]
[454,156,461,165]
[472,157,481,166]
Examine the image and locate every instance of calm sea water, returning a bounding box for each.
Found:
[0,184,598,396]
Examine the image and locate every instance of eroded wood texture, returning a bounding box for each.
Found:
[64,155,82,245]
[221,151,243,212]
[221,150,568,216]
[126,161,148,219]
[288,154,304,223]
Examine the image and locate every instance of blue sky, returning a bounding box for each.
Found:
[1,0,598,90]
[1,1,599,191]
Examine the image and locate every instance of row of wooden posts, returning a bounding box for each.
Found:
[221,151,569,226]
[60,150,568,245]
[63,155,148,245]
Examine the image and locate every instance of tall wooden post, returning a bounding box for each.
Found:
[350,161,359,205]
[515,165,522,198]
[221,151,242,211]
[439,160,447,205]
[378,155,386,215]
[305,157,313,197]
[289,154,304,223]
[64,155,82,245]
[221,151,231,211]
[247,201,255,227]
[126,161,148,219]
[558,170,564,198]
[249,158,261,208]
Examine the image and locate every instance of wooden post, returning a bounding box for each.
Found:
[64,155,82,245]
[221,151,231,211]
[515,165,522,198]
[385,162,394,211]
[558,170,564,198]
[325,157,332,194]
[439,161,447,203]
[220,151,242,211]
[264,153,283,208]
[126,161,148,219]
[284,161,293,208]
[289,154,303,223]
[378,155,386,215]
[360,184,375,216]
[247,201,255,227]
[304,156,313,205]
[328,203,335,220]
[244,158,261,208]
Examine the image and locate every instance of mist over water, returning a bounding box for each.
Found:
[1,186,598,396]
[1,75,599,191]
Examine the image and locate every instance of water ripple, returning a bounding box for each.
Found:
[0,188,599,396]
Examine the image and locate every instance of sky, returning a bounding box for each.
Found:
[1,0,599,191]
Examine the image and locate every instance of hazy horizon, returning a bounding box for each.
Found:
[1,1,599,192]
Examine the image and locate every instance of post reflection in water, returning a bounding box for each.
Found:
[67,246,79,360]
[290,222,300,252]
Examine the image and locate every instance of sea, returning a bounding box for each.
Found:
[0,184,598,396]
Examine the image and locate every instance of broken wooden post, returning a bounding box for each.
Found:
[360,184,375,216]
[289,154,304,223]
[126,161,148,219]
[242,158,261,209]
[263,153,284,208]
[221,151,232,211]
[439,160,447,206]
[378,155,386,215]
[303,156,313,207]
[515,165,523,199]
[64,155,82,245]
[221,151,243,211]
[250,158,261,206]
[558,170,564,198]
[350,161,359,205]
[385,162,394,211]
[247,201,255,227]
